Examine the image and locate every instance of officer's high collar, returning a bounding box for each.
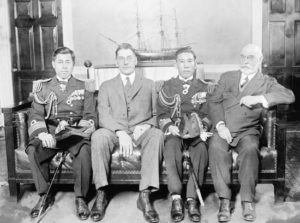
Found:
[178,75,193,83]
[56,75,72,82]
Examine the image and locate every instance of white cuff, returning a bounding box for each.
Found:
[216,121,225,131]
[260,95,269,108]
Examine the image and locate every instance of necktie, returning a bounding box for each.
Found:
[125,77,131,92]
[240,76,249,90]
[124,77,132,102]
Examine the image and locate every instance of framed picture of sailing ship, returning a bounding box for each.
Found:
[63,0,253,67]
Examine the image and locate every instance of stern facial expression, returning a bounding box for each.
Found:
[52,53,74,80]
[116,49,137,75]
[240,45,263,76]
[176,52,197,79]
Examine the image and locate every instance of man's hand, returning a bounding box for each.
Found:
[216,124,232,143]
[38,132,56,148]
[78,119,95,137]
[55,120,69,134]
[240,95,265,108]
[82,125,95,137]
[116,130,133,157]
[200,132,213,142]
[133,124,151,141]
[168,125,180,136]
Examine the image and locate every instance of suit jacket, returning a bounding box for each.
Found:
[98,71,157,133]
[208,70,295,146]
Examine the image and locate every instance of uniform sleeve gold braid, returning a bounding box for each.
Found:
[33,91,57,119]
[158,118,172,130]
[28,121,47,136]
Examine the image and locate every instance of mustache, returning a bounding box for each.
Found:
[241,65,251,69]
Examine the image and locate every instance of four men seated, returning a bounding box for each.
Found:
[26,44,295,222]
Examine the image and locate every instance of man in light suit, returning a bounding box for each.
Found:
[208,44,295,222]
[90,43,164,222]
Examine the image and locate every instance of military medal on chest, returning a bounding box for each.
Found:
[182,84,190,95]
[59,83,67,92]
[191,92,207,107]
[66,89,85,106]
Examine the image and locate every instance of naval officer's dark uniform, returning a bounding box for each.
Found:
[26,76,96,198]
[157,76,212,199]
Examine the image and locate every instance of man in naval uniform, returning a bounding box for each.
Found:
[26,47,96,220]
[157,48,213,222]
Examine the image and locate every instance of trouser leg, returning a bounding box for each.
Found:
[186,142,208,199]
[235,135,259,202]
[91,128,118,190]
[27,142,56,195]
[139,128,164,191]
[71,144,92,197]
[208,133,232,199]
[163,135,183,195]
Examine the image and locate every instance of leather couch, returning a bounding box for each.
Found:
[2,93,285,202]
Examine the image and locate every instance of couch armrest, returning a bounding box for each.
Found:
[261,107,277,151]
[3,101,32,188]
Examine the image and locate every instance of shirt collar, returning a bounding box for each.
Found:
[120,72,135,86]
[56,75,71,82]
[178,75,193,82]
[241,72,257,82]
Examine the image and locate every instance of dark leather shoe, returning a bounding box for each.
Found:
[170,198,184,222]
[30,194,54,218]
[90,190,108,222]
[137,190,159,223]
[75,197,90,221]
[186,199,201,222]
[217,198,231,222]
[242,201,256,222]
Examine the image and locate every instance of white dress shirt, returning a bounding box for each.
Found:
[120,72,135,86]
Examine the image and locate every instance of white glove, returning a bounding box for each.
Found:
[167,125,180,136]
[216,124,232,143]
[200,132,213,142]
[38,132,56,148]
[55,120,69,134]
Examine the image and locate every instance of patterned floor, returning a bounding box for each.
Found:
[1,128,300,223]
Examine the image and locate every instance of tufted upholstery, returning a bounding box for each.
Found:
[3,83,285,202]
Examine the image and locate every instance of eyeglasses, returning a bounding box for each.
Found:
[240,54,256,61]
[116,56,135,63]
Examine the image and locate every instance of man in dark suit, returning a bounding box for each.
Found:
[208,44,295,222]
[90,43,164,223]
[26,47,96,220]
[157,48,212,222]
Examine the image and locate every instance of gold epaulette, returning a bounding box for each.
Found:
[32,78,52,93]
[84,79,96,92]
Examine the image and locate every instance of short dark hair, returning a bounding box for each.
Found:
[175,47,196,60]
[52,46,75,62]
[115,43,137,58]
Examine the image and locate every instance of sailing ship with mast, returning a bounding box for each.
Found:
[134,0,190,61]
[98,0,190,62]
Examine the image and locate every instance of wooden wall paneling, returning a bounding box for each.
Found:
[263,0,300,119]
[9,0,63,103]
[271,0,286,13]
[269,22,286,67]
